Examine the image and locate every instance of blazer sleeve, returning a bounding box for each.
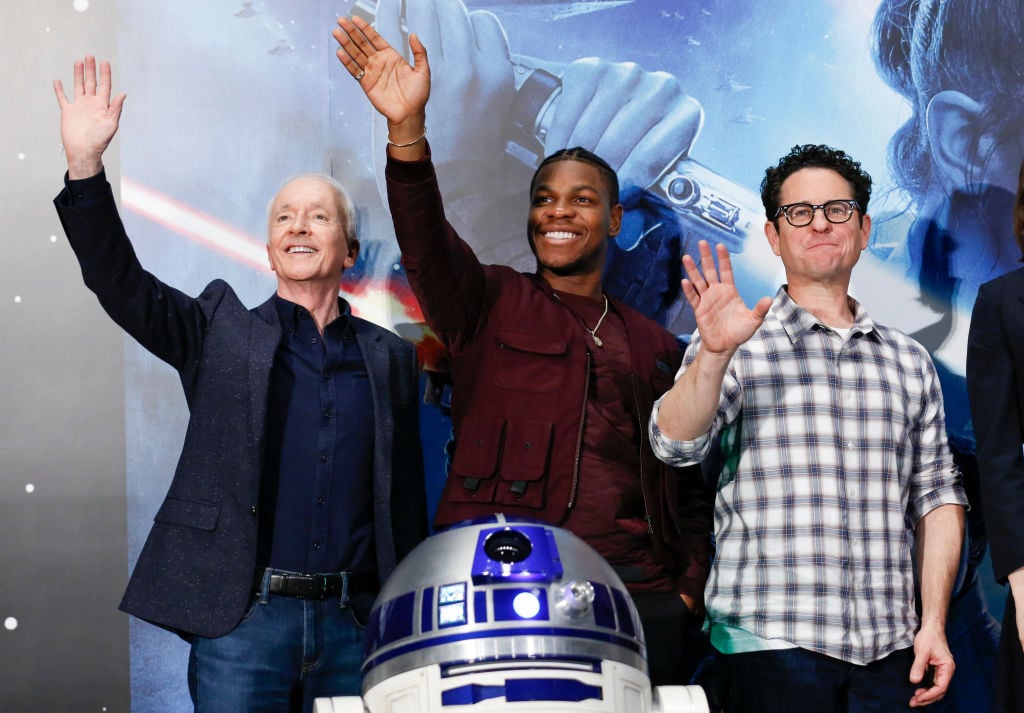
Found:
[54,178,209,371]
[967,277,1024,582]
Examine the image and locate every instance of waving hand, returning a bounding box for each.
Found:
[334,11,429,143]
[53,56,126,179]
[684,241,771,357]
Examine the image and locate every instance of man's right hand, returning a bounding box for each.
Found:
[653,240,771,443]
[683,240,771,358]
[53,56,125,180]
[334,4,430,154]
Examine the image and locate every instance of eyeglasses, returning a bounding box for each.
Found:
[774,200,860,227]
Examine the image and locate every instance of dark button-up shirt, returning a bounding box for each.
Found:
[256,295,375,575]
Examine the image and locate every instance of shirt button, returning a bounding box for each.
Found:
[317,497,325,506]
[324,411,332,420]
[320,455,328,463]
[311,337,319,344]
[313,543,321,550]
[250,505,257,516]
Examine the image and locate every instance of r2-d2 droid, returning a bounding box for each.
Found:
[314,515,708,713]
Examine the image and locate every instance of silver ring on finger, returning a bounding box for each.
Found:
[354,69,365,81]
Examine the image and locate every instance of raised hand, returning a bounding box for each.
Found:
[53,56,126,179]
[549,59,702,191]
[334,9,430,138]
[404,0,513,167]
[683,240,771,356]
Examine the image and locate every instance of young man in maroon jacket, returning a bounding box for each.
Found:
[335,11,713,686]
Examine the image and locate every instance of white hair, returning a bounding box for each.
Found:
[267,172,357,243]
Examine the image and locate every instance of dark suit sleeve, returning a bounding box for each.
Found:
[54,175,209,371]
[967,278,1024,582]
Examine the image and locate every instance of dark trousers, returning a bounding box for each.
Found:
[997,593,1024,713]
[718,646,918,713]
[632,590,709,686]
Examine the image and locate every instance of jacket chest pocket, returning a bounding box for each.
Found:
[494,328,568,393]
[448,417,554,510]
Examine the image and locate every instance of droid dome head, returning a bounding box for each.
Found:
[333,514,707,713]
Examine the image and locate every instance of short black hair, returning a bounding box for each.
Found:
[760,144,872,223]
[530,147,620,205]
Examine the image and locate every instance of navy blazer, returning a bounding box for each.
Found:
[967,266,1024,584]
[55,181,427,638]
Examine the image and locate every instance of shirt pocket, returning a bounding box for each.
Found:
[495,419,554,510]
[447,417,554,511]
[494,328,568,393]
[447,417,505,504]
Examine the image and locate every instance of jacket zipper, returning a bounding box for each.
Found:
[630,373,655,536]
[566,349,591,510]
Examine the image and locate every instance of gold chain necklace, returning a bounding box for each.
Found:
[586,294,609,347]
[554,292,609,348]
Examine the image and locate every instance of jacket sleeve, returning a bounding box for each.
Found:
[967,277,1024,582]
[390,339,429,563]
[651,330,714,607]
[54,174,209,371]
[384,144,491,355]
[668,461,714,608]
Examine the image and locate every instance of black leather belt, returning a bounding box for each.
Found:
[254,570,378,600]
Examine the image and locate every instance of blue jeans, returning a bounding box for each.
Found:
[187,571,372,713]
[719,646,918,713]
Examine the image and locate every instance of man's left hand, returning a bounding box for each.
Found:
[908,622,954,707]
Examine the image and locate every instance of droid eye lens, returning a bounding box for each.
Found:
[483,529,533,563]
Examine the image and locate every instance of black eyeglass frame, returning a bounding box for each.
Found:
[773,199,861,227]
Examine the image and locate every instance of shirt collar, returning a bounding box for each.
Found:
[273,294,352,333]
[772,285,877,344]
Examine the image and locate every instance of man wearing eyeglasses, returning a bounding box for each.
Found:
[649,144,968,711]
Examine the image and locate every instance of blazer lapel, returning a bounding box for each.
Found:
[354,321,392,438]
[249,297,283,451]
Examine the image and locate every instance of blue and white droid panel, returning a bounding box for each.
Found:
[317,517,708,712]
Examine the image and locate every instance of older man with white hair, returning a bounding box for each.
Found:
[52,56,427,713]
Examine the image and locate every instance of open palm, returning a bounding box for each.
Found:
[53,56,125,178]
[683,241,771,355]
[334,15,430,127]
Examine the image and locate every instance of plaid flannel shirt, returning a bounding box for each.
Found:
[650,287,967,664]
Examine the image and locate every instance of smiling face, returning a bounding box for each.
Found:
[266,176,358,292]
[765,167,871,289]
[527,159,622,288]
